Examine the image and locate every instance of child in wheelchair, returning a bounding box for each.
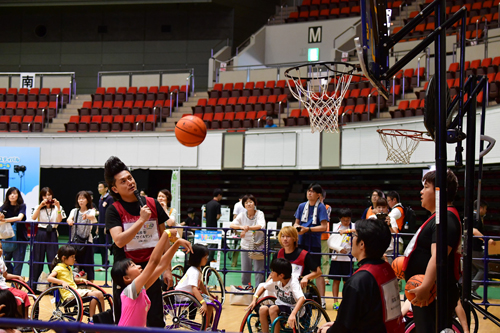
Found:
[175,244,217,327]
[247,258,305,333]
[0,242,31,319]
[47,245,104,318]
[111,230,192,327]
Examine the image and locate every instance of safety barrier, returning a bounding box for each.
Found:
[1,221,499,306]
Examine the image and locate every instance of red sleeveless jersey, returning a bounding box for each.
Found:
[112,196,160,263]
[355,262,405,333]
[277,248,308,276]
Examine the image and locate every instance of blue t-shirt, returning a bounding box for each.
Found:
[294,202,328,248]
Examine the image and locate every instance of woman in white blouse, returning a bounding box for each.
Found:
[67,190,97,282]
[31,187,65,289]
[230,194,266,287]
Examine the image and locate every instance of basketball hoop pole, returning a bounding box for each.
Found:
[435,0,450,331]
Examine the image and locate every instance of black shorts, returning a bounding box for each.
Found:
[277,305,292,316]
[329,261,352,281]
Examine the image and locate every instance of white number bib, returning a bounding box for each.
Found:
[123,219,159,252]
[381,278,402,321]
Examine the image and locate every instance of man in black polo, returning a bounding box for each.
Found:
[204,188,222,262]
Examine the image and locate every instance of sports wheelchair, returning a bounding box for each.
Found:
[240,296,330,333]
[30,281,113,333]
[5,279,37,319]
[163,290,223,331]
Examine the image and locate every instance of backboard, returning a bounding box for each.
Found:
[356,0,390,100]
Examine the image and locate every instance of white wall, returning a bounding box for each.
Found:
[0,105,498,170]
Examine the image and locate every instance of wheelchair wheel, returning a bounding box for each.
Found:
[76,281,113,320]
[163,290,207,331]
[31,286,83,333]
[202,266,226,305]
[469,305,479,333]
[172,273,183,287]
[404,318,464,333]
[239,296,277,333]
[172,264,184,276]
[296,300,331,333]
[6,279,36,319]
[304,282,321,306]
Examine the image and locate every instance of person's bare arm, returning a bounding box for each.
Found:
[133,231,170,292]
[109,205,151,248]
[216,213,221,220]
[301,267,322,288]
[146,239,192,289]
[0,213,25,223]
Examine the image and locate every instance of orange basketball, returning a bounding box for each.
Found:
[391,256,405,280]
[404,274,436,306]
[175,115,207,147]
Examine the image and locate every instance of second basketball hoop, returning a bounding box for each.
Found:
[284,62,358,133]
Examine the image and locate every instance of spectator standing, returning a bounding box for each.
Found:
[204,188,222,263]
[233,195,246,220]
[104,156,174,327]
[67,191,97,282]
[97,181,114,272]
[361,189,384,219]
[230,194,266,287]
[368,198,398,263]
[387,191,405,254]
[328,208,355,311]
[294,183,328,308]
[157,189,177,227]
[182,207,201,231]
[0,187,27,275]
[31,187,66,290]
[319,190,331,286]
[471,199,496,300]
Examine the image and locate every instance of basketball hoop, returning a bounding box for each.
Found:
[377,129,433,164]
[284,62,358,133]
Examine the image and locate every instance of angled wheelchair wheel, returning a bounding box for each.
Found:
[6,279,36,319]
[172,264,185,277]
[239,296,277,333]
[202,266,226,305]
[304,282,321,306]
[296,300,331,333]
[31,286,83,333]
[163,290,207,331]
[76,281,113,320]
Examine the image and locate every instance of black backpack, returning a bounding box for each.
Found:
[402,205,417,233]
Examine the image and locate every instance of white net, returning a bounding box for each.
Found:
[285,62,355,133]
[377,129,431,164]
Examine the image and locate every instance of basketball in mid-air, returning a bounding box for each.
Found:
[391,256,405,280]
[175,115,207,147]
[405,274,436,306]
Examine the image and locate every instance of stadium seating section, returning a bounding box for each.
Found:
[0,87,69,132]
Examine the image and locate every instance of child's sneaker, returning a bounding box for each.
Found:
[333,302,340,310]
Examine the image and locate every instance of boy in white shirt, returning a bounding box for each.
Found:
[247,258,305,333]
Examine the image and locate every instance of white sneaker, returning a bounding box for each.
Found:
[97,267,106,272]
[321,301,326,309]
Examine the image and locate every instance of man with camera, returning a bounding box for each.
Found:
[293,183,328,308]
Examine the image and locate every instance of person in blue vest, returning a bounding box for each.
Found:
[293,183,328,308]
[319,218,404,333]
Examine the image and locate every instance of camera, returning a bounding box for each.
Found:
[14,165,26,173]
[376,213,388,221]
[296,226,302,232]
[46,200,54,205]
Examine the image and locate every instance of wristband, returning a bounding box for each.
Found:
[57,211,61,214]
[200,299,205,304]
[253,295,259,299]
[347,229,351,233]
[309,227,312,233]
[165,229,172,238]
